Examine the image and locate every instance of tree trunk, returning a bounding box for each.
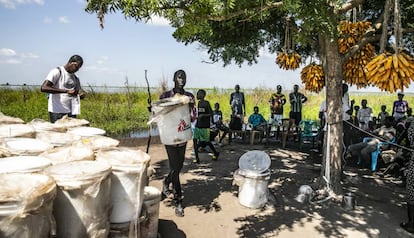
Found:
[319,35,344,195]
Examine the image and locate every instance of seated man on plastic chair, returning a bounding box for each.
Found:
[347,116,396,170]
[247,106,267,144]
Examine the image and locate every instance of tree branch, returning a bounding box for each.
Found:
[169,1,284,22]
[336,0,365,14]
[403,28,414,33]
[344,32,381,60]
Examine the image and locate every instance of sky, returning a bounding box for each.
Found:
[0,0,411,93]
[0,0,300,91]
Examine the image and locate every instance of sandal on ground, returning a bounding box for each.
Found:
[161,184,172,200]
[212,152,220,160]
[193,158,200,163]
[175,204,185,217]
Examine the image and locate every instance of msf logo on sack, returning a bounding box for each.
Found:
[177,119,191,132]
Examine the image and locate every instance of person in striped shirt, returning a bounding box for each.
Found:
[288,84,308,126]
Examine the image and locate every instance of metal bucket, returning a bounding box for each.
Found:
[235,150,271,209]
[236,169,270,209]
[342,192,356,210]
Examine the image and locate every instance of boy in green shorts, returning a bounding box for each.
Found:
[193,89,220,163]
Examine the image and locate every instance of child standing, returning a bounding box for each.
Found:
[211,102,230,145]
[378,105,390,126]
[353,105,360,126]
[193,89,220,163]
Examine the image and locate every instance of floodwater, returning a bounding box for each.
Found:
[129,127,159,138]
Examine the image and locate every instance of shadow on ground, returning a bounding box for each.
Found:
[120,137,411,238]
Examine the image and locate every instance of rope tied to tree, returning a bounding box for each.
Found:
[284,17,293,53]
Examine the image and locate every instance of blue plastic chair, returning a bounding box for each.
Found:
[360,137,396,171]
[298,120,319,148]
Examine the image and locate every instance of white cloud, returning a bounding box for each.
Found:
[20,52,39,58]
[33,0,44,5]
[147,15,170,26]
[3,58,21,64]
[0,48,16,56]
[58,16,70,24]
[96,56,109,65]
[43,16,52,24]
[0,0,44,9]
[84,64,116,74]
[0,48,38,64]
[0,0,15,9]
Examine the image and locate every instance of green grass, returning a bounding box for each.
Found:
[1,86,412,136]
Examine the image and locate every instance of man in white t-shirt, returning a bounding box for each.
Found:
[357,99,373,131]
[40,55,84,123]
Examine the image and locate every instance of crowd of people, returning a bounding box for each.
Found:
[43,59,414,233]
[150,72,311,217]
[342,91,412,169]
[329,88,413,234]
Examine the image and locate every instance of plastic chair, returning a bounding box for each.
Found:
[229,123,247,144]
[245,123,265,145]
[360,137,396,171]
[281,119,299,148]
[298,120,319,148]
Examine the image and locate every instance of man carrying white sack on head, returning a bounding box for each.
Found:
[156,69,196,217]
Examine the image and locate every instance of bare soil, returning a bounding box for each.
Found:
[118,136,414,238]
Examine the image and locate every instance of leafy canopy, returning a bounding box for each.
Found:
[85,0,414,65]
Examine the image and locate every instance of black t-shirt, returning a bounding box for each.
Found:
[196,100,213,128]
